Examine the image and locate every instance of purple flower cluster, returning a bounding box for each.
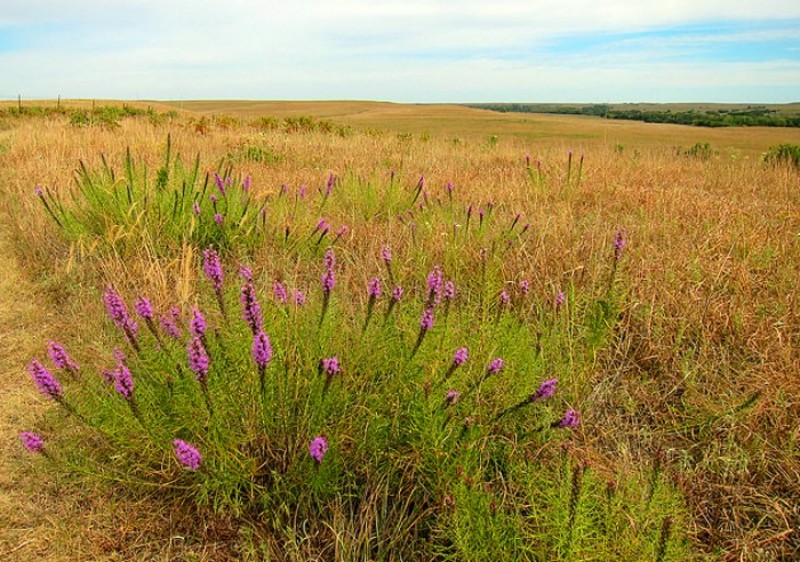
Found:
[321,249,336,294]
[203,248,224,292]
[559,408,580,428]
[252,330,273,369]
[160,307,182,339]
[487,358,504,375]
[47,341,79,372]
[309,436,328,463]
[499,290,510,307]
[103,286,139,339]
[443,281,456,302]
[322,356,340,376]
[241,281,263,333]
[293,290,306,306]
[381,245,392,265]
[187,337,210,382]
[519,280,530,295]
[445,389,460,406]
[391,285,404,302]
[28,359,62,400]
[173,439,202,470]
[426,265,443,304]
[113,361,135,401]
[530,378,557,402]
[190,308,207,338]
[420,307,435,331]
[368,277,382,299]
[613,228,627,261]
[273,280,288,304]
[19,431,45,453]
[134,296,154,321]
[555,290,566,311]
[453,347,468,366]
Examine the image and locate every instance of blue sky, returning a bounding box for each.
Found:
[1,0,799,103]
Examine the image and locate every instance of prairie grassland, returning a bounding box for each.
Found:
[0,104,798,560]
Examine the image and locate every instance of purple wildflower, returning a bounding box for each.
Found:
[487,358,504,375]
[202,248,224,293]
[525,153,531,167]
[192,201,201,216]
[530,378,557,402]
[323,248,336,270]
[19,432,45,453]
[272,280,288,304]
[298,185,307,198]
[322,356,340,376]
[453,347,468,366]
[113,362,134,400]
[190,308,207,338]
[47,341,79,372]
[556,290,566,311]
[27,359,62,400]
[173,439,202,471]
[113,348,126,363]
[241,281,263,333]
[445,389,460,406]
[214,172,226,195]
[187,337,210,382]
[443,281,456,301]
[216,211,225,225]
[445,181,454,194]
[499,290,510,307]
[420,307,435,331]
[34,186,44,197]
[103,286,138,336]
[210,194,218,204]
[613,228,627,261]
[391,285,404,302]
[134,296,154,321]
[381,245,392,265]
[334,225,348,241]
[242,174,251,192]
[309,436,328,463]
[519,280,530,295]
[326,172,335,195]
[316,218,329,234]
[160,314,182,339]
[368,277,382,299]
[321,268,336,294]
[293,290,306,306]
[239,265,253,281]
[558,408,580,428]
[252,330,273,369]
[427,266,443,303]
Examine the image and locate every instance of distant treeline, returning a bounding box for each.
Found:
[466,103,800,128]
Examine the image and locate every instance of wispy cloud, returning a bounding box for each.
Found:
[1,0,799,101]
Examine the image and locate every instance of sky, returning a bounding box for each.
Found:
[1,0,799,103]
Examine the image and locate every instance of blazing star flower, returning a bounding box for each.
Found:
[614,228,627,261]
[192,202,201,216]
[368,277,382,299]
[272,280,288,304]
[321,267,336,294]
[134,296,154,321]
[242,174,251,192]
[241,281,263,332]
[19,432,45,453]
[309,436,328,463]
[239,265,253,281]
[415,307,433,332]
[28,359,62,400]
[443,281,456,301]
[453,347,468,366]
[293,290,306,306]
[202,248,224,293]
[530,378,557,402]
[383,287,399,305]
[499,290,510,306]
[113,348,126,363]
[335,225,348,239]
[160,314,182,339]
[445,389,460,406]
[189,309,207,339]
[103,286,138,335]
[47,341,79,372]
[34,186,44,197]
[321,356,340,376]
[210,194,218,204]
[558,408,580,428]
[298,185,307,198]
[187,337,209,382]
[214,172,226,195]
[519,280,530,295]
[316,218,329,234]
[556,290,566,310]
[381,245,392,265]
[173,439,202,470]
[323,248,335,270]
[445,181,454,194]
[487,358,504,375]
[427,266,443,303]
[525,153,531,167]
[326,173,335,195]
[252,330,273,369]
[113,362,134,400]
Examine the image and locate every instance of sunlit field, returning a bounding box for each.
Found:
[0,101,797,561]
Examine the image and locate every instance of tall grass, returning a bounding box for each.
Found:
[2,106,798,559]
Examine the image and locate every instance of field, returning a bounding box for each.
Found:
[0,101,798,561]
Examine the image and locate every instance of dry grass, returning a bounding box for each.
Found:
[0,103,798,559]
